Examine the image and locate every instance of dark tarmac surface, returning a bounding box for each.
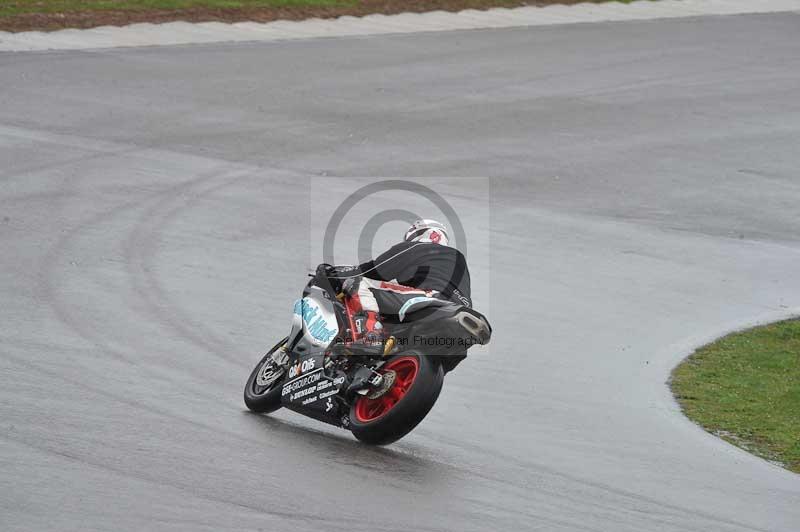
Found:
[2,13,799,531]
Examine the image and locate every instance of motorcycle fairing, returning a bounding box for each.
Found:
[287,284,340,356]
[280,352,348,426]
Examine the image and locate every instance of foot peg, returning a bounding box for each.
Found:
[345,366,384,396]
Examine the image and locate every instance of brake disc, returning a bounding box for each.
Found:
[256,359,284,387]
[366,370,396,399]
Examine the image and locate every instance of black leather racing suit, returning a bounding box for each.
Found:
[356,241,471,309]
[347,241,472,372]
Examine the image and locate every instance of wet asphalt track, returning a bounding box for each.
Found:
[2,12,800,532]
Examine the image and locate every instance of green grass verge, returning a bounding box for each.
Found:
[0,0,353,18]
[671,318,800,473]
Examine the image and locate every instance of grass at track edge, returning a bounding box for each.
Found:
[671,318,800,474]
[0,0,636,32]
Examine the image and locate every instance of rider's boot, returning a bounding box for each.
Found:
[351,310,385,356]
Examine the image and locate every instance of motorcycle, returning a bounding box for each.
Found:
[243,265,492,445]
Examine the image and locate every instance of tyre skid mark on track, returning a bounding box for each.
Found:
[34,158,255,400]
[6,121,303,377]
[0,145,143,183]
[3,123,309,419]
[123,168,257,367]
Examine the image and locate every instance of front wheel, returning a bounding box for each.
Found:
[244,337,288,413]
[349,353,444,445]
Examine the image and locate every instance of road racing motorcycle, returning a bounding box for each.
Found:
[244,265,492,445]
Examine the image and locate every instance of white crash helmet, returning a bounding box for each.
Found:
[404,219,450,246]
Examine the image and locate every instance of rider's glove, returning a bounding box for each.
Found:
[328,264,358,277]
[315,263,359,293]
[315,263,334,277]
[341,276,360,296]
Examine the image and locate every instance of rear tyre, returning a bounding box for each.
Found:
[244,337,288,413]
[349,353,444,445]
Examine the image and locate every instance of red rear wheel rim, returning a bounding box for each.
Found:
[354,357,419,423]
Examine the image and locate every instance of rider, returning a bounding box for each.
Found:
[327,219,472,372]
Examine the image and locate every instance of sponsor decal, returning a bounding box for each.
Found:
[325,397,334,412]
[282,369,347,406]
[354,314,365,334]
[282,368,324,397]
[294,297,337,344]
[292,387,317,400]
[287,357,316,378]
[452,288,471,308]
[318,389,338,399]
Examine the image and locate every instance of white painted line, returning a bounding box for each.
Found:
[1,0,799,52]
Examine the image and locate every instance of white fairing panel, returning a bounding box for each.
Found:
[293,289,339,348]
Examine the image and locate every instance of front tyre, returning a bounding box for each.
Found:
[244,337,288,413]
[349,353,444,445]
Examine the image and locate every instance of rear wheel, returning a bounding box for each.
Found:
[244,337,288,413]
[349,353,443,445]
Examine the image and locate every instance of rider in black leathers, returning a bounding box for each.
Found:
[326,219,471,372]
